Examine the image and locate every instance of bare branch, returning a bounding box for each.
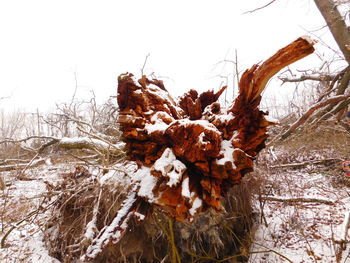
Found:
[141,53,150,76]
[280,94,350,139]
[243,0,279,14]
[316,67,347,102]
[279,74,336,83]
[261,195,336,205]
[0,135,59,144]
[0,157,46,172]
[270,158,341,169]
[314,0,350,63]
[339,120,350,134]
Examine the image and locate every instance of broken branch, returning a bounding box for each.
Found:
[270,158,340,169]
[280,94,350,140]
[261,195,336,205]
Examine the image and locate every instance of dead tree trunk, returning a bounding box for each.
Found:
[314,0,350,64]
[117,37,315,221]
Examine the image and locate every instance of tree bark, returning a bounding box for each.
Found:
[314,0,350,63]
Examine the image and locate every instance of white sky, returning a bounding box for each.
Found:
[0,0,344,112]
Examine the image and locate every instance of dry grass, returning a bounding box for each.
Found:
[276,123,349,156]
[1,197,33,224]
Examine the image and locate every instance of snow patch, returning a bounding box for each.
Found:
[153,148,186,187]
[198,132,208,147]
[29,232,61,263]
[187,119,220,134]
[84,217,98,241]
[189,197,202,216]
[144,122,168,134]
[231,130,239,142]
[147,84,174,105]
[181,177,191,199]
[144,111,173,134]
[45,158,52,166]
[135,167,159,202]
[301,35,315,45]
[216,140,235,166]
[216,113,236,123]
[99,162,137,186]
[265,115,279,123]
[134,89,142,94]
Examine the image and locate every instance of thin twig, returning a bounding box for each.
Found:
[0,135,59,144]
[243,0,278,14]
[141,53,150,75]
[252,242,295,263]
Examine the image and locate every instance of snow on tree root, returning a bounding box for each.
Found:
[81,189,144,261]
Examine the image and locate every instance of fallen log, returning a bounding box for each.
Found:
[0,158,46,172]
[57,137,124,156]
[1,136,124,156]
[260,195,336,205]
[270,158,340,169]
[116,36,315,221]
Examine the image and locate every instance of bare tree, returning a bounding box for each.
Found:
[314,0,350,64]
[0,96,124,172]
[269,0,350,139]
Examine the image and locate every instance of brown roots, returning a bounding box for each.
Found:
[44,165,253,263]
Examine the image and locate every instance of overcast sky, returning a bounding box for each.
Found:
[0,0,344,112]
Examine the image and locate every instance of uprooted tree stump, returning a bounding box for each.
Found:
[116,36,315,221]
[45,36,315,263]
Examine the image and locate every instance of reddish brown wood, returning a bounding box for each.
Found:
[117,37,315,221]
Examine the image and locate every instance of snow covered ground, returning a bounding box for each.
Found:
[248,148,350,263]
[0,163,69,263]
[1,151,350,263]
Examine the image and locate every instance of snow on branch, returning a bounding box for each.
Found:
[58,137,124,155]
[81,190,144,261]
[279,74,336,83]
